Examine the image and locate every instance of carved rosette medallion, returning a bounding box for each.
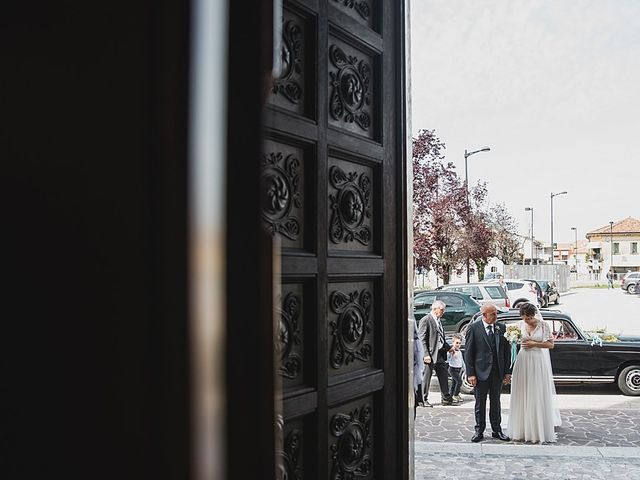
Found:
[276,292,302,379]
[329,165,371,245]
[273,20,303,104]
[276,416,303,480]
[329,45,371,131]
[330,405,372,480]
[261,152,301,240]
[329,289,372,369]
[332,0,371,21]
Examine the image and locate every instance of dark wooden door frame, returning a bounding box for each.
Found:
[224,0,411,479]
[225,0,278,478]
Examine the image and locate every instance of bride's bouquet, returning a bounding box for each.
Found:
[504,324,522,367]
[504,324,523,344]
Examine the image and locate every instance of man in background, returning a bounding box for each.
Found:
[419,300,455,406]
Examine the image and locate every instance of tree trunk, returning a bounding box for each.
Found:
[475,260,487,281]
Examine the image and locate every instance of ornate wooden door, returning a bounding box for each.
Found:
[263,0,409,478]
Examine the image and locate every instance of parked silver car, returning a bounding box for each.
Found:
[621,271,640,294]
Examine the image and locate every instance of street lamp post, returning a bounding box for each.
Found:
[525,207,534,265]
[609,221,614,279]
[550,191,567,266]
[463,147,490,282]
[571,227,578,278]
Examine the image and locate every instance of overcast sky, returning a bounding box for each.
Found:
[410,0,640,245]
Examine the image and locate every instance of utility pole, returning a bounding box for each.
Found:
[464,147,490,282]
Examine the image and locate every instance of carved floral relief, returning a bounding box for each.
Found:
[276,415,303,480]
[330,404,373,480]
[261,152,301,241]
[332,0,371,21]
[329,165,371,246]
[273,20,304,105]
[276,292,302,380]
[329,45,371,131]
[329,288,372,369]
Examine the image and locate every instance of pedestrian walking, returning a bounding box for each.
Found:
[418,300,456,407]
[606,270,614,289]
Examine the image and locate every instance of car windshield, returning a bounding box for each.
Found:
[538,281,549,289]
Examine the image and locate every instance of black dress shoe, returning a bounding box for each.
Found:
[492,432,510,441]
[441,399,453,406]
[470,433,484,443]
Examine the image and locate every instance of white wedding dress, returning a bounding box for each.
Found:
[507,318,562,443]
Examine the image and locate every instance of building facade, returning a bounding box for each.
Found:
[585,217,640,278]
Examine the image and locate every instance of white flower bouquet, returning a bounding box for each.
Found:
[504,324,522,367]
[504,324,523,344]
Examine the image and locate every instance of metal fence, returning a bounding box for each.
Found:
[503,264,570,293]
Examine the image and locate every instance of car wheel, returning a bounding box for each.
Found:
[460,370,474,395]
[458,319,471,335]
[618,365,640,396]
[628,284,637,294]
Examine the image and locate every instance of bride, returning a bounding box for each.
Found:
[507,302,562,443]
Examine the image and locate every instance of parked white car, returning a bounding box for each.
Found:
[435,282,510,309]
[502,279,540,307]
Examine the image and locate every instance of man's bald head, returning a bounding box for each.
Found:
[481,303,498,324]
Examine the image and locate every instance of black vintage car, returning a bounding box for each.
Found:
[458,309,640,396]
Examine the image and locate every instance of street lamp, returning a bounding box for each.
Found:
[609,221,614,278]
[464,148,491,195]
[550,191,567,266]
[525,207,534,265]
[571,227,578,277]
[463,147,490,282]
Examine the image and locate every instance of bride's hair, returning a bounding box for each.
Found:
[519,302,537,318]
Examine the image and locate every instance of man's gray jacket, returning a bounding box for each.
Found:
[418,312,448,362]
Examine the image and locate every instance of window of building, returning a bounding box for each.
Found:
[613,242,620,254]
[632,242,638,254]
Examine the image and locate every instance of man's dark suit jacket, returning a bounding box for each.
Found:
[463,320,512,381]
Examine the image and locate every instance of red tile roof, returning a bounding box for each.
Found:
[586,217,640,236]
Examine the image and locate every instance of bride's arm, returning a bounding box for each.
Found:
[522,321,555,349]
[523,338,554,349]
[541,321,555,349]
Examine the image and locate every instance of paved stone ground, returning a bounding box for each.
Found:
[414,388,640,478]
[415,406,640,446]
[414,444,640,479]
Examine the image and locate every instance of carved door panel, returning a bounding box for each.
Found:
[263,1,407,478]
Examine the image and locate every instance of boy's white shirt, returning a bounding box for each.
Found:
[447,348,464,368]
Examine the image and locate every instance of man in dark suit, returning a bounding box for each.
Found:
[413,318,425,416]
[419,300,455,407]
[463,304,512,442]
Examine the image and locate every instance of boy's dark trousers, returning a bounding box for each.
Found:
[449,366,463,397]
